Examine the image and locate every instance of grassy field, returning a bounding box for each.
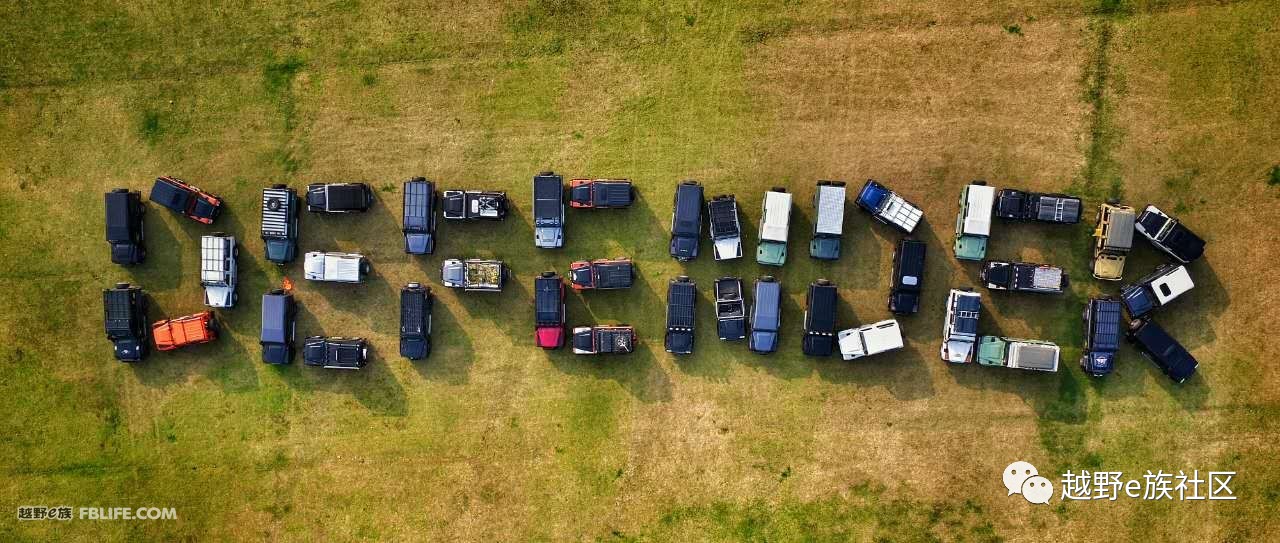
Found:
[2,0,1279,540]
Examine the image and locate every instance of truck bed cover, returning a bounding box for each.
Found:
[326,185,366,209]
[1104,210,1135,249]
[594,181,632,206]
[596,329,634,353]
[593,262,633,289]
[1014,264,1065,291]
[1036,195,1081,223]
[466,261,503,288]
[1009,342,1059,371]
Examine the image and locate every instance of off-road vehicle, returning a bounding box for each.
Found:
[572,325,636,355]
[303,336,368,369]
[810,181,846,260]
[954,182,995,261]
[261,185,300,264]
[306,182,372,213]
[402,178,437,255]
[707,195,743,260]
[941,289,981,364]
[441,259,506,292]
[105,189,146,265]
[304,251,370,283]
[1127,318,1198,383]
[200,233,238,307]
[669,181,704,261]
[977,336,1059,372]
[994,189,1082,224]
[1135,204,1205,263]
[569,258,634,290]
[570,179,634,208]
[104,283,149,362]
[1091,202,1136,281]
[664,277,696,354]
[534,272,567,349]
[714,277,747,341]
[1119,264,1194,319]
[152,311,218,351]
[802,279,838,356]
[981,260,1068,294]
[748,277,782,354]
[889,239,926,315]
[400,283,432,360]
[1080,298,1123,377]
[150,176,222,223]
[756,188,791,266]
[838,319,904,361]
[260,289,297,364]
[855,179,922,234]
[442,190,507,220]
[533,172,565,249]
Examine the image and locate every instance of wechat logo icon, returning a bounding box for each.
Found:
[1004,461,1053,504]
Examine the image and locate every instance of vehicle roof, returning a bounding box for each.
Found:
[673,183,703,234]
[403,180,433,227]
[103,288,137,326]
[596,328,634,353]
[533,176,563,220]
[1150,265,1194,304]
[400,287,427,333]
[260,293,291,343]
[1036,194,1082,223]
[262,187,294,236]
[593,260,633,288]
[150,178,190,209]
[806,283,838,333]
[708,196,740,236]
[1132,320,1197,378]
[814,184,846,234]
[961,184,995,236]
[1088,299,1123,351]
[104,191,133,240]
[534,276,563,324]
[760,191,792,241]
[948,291,981,337]
[667,280,696,328]
[326,184,367,208]
[200,235,232,283]
[861,319,905,352]
[895,239,926,288]
[753,280,781,328]
[1009,341,1059,370]
[1104,208,1135,248]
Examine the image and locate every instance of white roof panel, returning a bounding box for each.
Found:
[814,185,846,234]
[1152,265,1194,304]
[962,185,995,236]
[760,191,792,241]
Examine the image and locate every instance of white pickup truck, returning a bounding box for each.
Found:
[837,319,904,361]
[304,251,370,283]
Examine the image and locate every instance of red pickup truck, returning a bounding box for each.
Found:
[152,311,218,351]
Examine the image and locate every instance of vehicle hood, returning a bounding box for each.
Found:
[192,197,220,220]
[570,185,592,206]
[262,343,290,365]
[265,238,294,262]
[1082,351,1115,376]
[113,338,145,362]
[536,326,565,349]
[810,237,841,259]
[535,226,563,248]
[717,319,746,341]
[400,337,429,360]
[110,243,142,264]
[665,330,694,354]
[441,262,465,286]
[889,291,920,314]
[569,266,593,288]
[669,235,698,259]
[749,330,778,353]
[405,233,432,255]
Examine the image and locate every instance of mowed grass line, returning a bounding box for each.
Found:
[2,1,1279,541]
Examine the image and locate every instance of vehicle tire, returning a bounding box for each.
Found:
[361,261,372,275]
[233,245,240,258]
[1106,197,1120,205]
[974,180,987,186]
[208,315,220,334]
[233,292,239,305]
[272,183,286,189]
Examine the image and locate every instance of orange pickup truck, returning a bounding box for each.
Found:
[152,311,218,351]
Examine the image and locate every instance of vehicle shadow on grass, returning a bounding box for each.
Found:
[277,303,408,416]
[545,341,673,404]
[132,212,184,291]
[812,289,937,401]
[303,264,397,329]
[669,284,734,382]
[411,295,474,385]
[735,280,813,380]
[130,297,260,394]
[615,190,678,261]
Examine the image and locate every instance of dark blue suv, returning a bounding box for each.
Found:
[669,180,704,261]
[1080,298,1123,376]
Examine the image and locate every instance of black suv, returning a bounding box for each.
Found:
[994,189,1082,224]
[103,283,148,361]
[1127,319,1198,383]
[1080,298,1123,377]
[303,337,369,369]
[261,185,300,264]
[888,239,926,314]
[400,283,432,360]
[260,289,297,364]
[669,180,704,261]
[802,279,838,356]
[105,189,146,265]
[664,276,696,354]
[306,183,373,213]
[403,178,437,254]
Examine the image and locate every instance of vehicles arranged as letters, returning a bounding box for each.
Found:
[151,176,222,223]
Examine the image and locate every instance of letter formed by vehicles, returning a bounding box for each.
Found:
[714,277,747,341]
[749,276,782,354]
[306,182,373,213]
[1135,204,1205,264]
[402,178,437,255]
[103,283,149,362]
[150,176,222,224]
[441,259,506,292]
[977,336,1060,372]
[569,178,634,208]
[802,279,839,356]
[707,195,743,260]
[838,319,905,361]
[442,189,507,220]
[200,234,238,307]
[954,182,995,261]
[756,188,791,266]
[809,181,846,261]
[855,179,922,234]
[941,289,982,363]
[152,311,218,351]
[572,325,637,355]
[1119,264,1194,319]
[260,289,297,364]
[664,277,696,355]
[534,272,568,349]
[261,185,300,264]
[533,172,565,249]
[995,188,1083,224]
[981,260,1068,295]
[569,258,634,290]
[305,251,370,283]
[1080,297,1122,377]
[105,188,146,265]
[1092,201,1136,280]
[400,283,432,360]
[889,239,926,314]
[669,181,704,261]
[303,336,368,369]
